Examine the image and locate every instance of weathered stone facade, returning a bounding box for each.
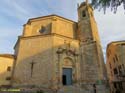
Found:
[0,54,14,86]
[106,41,125,93]
[6,1,107,92]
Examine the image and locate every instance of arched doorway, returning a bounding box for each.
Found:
[62,58,74,86]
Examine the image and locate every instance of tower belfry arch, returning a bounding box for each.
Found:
[77,0,107,86]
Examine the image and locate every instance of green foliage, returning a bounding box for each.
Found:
[91,0,125,13]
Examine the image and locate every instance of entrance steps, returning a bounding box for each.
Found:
[57,85,110,93]
[57,85,90,93]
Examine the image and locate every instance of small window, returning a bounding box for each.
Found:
[114,68,118,75]
[7,66,11,71]
[82,11,86,17]
[122,64,125,69]
[114,83,117,88]
[119,82,123,90]
[6,77,11,80]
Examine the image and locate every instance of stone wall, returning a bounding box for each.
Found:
[23,15,77,39]
[12,33,80,89]
[0,55,14,86]
[13,35,54,88]
[53,35,80,88]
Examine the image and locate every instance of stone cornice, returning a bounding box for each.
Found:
[14,34,79,49]
[27,14,77,25]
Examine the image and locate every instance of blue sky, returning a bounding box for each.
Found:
[0,0,125,59]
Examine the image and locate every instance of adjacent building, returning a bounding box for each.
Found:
[106,41,125,93]
[0,54,14,86]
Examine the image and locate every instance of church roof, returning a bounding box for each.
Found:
[27,14,77,24]
[0,54,14,59]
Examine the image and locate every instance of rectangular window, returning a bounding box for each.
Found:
[6,77,11,80]
[114,83,117,88]
[119,82,123,90]
[7,66,11,71]
[114,68,118,75]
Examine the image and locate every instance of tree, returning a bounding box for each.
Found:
[91,0,125,13]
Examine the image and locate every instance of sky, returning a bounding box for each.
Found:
[0,0,125,61]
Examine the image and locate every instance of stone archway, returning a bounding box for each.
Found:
[62,57,74,86]
[63,57,74,67]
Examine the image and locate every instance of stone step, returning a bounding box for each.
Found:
[57,85,110,93]
[58,86,90,93]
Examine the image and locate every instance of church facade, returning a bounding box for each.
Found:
[9,2,107,91]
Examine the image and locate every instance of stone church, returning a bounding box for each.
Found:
[8,1,107,92]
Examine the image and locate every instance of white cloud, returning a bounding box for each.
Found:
[0,27,22,53]
[94,6,125,49]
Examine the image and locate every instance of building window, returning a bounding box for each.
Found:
[6,77,11,80]
[82,11,86,17]
[114,82,117,88]
[39,26,46,33]
[7,66,11,71]
[119,82,123,90]
[122,64,125,69]
[114,68,118,75]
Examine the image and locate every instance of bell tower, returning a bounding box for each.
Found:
[77,1,107,86]
[77,1,100,44]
